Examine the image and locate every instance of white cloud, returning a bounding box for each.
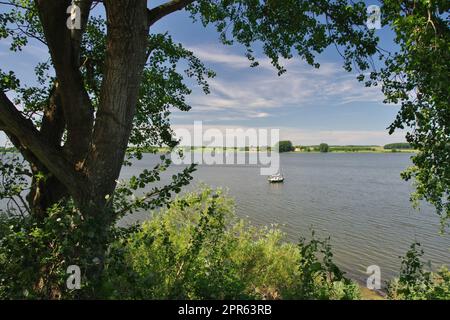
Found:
[171,124,407,146]
[251,112,270,118]
[278,128,406,145]
[187,45,259,69]
[186,45,387,120]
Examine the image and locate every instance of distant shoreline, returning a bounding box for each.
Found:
[137,147,418,154]
[289,149,417,154]
[1,146,418,155]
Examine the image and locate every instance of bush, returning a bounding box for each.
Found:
[387,242,450,300]
[0,187,359,300]
[3,188,448,300]
[0,203,113,299]
[297,233,360,300]
[102,188,360,300]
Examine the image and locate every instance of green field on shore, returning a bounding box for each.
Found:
[139,145,416,154]
[293,145,417,153]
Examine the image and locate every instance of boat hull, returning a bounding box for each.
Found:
[268,178,284,183]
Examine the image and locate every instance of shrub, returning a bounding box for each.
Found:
[0,203,113,299]
[297,233,360,300]
[387,242,450,300]
[102,188,360,300]
[6,188,448,301]
[1,187,361,300]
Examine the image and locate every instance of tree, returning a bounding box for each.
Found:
[276,141,295,153]
[384,143,412,150]
[370,0,450,231]
[319,143,329,153]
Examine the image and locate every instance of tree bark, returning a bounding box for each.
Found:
[27,85,68,218]
[35,0,94,166]
[83,0,150,211]
[0,92,87,201]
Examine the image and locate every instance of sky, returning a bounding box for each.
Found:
[0,1,407,146]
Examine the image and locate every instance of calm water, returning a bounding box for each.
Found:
[120,153,449,284]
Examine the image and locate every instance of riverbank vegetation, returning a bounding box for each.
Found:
[387,243,450,300]
[0,188,360,299]
[1,187,448,300]
[103,188,360,299]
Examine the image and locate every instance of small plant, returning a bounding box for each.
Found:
[297,232,359,300]
[0,202,112,299]
[387,242,450,300]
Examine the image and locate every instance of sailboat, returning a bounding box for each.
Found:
[268,172,284,183]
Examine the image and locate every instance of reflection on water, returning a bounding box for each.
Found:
[119,152,450,284]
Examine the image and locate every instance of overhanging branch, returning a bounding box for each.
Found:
[0,92,87,198]
[147,0,195,27]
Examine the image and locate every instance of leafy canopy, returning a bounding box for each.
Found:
[373,1,449,230]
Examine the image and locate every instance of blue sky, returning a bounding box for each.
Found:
[0,1,406,146]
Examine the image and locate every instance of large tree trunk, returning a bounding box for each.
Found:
[83,0,150,212]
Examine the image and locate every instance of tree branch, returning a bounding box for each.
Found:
[147,0,195,27]
[35,0,94,163]
[0,92,87,199]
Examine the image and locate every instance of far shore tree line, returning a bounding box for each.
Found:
[275,141,413,153]
[0,142,414,154]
